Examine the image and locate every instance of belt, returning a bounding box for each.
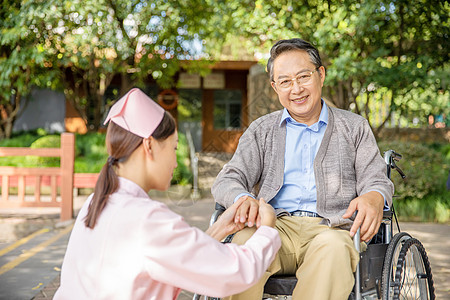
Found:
[290,210,322,218]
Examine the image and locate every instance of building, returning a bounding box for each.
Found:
[13,61,282,153]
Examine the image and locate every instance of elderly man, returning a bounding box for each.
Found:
[212,38,394,300]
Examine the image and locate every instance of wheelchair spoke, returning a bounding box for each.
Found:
[404,252,415,297]
[393,238,434,300]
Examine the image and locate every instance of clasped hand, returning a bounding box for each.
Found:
[207,196,276,241]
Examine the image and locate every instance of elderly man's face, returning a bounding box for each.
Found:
[271,50,325,125]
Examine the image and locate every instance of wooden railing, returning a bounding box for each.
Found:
[0,133,75,221]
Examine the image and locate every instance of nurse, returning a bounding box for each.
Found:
[54,88,280,300]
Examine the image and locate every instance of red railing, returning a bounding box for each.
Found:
[0,133,78,221]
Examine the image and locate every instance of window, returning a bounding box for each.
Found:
[213,90,242,129]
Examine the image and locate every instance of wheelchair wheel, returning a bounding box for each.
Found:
[393,238,434,299]
[381,232,435,300]
[381,232,411,299]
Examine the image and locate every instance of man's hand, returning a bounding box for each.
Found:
[234,195,260,228]
[206,197,247,241]
[342,191,384,242]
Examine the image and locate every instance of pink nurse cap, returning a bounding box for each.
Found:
[103,88,165,138]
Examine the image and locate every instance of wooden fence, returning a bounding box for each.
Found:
[0,133,76,221]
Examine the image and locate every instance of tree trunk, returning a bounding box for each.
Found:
[62,62,116,132]
[374,90,397,138]
[120,71,134,96]
[0,90,23,139]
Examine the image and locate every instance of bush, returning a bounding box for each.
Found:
[0,130,193,186]
[0,130,42,167]
[26,135,61,167]
[172,132,192,186]
[74,133,107,173]
[378,140,450,223]
[73,132,193,186]
[0,132,40,147]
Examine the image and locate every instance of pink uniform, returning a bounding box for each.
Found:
[54,177,280,299]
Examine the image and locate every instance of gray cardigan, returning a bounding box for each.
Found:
[212,106,394,229]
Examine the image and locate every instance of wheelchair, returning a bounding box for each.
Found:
[193,150,435,300]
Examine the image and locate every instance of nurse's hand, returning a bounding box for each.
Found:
[206,197,246,241]
[257,198,276,228]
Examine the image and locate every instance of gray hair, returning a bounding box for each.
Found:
[267,38,323,81]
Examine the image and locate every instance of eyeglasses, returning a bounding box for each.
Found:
[273,67,320,91]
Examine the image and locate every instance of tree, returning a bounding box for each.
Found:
[23,0,217,131]
[203,0,449,133]
[3,0,448,135]
[0,1,59,139]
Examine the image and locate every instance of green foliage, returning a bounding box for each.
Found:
[378,140,450,223]
[172,132,192,185]
[74,133,107,173]
[437,143,450,161]
[2,1,447,133]
[177,89,203,122]
[0,130,193,185]
[0,130,43,166]
[0,1,60,138]
[0,131,41,147]
[13,0,219,130]
[25,135,61,167]
[394,195,450,224]
[205,0,449,129]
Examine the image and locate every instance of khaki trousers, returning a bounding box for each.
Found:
[224,216,361,300]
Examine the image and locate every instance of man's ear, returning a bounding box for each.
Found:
[271,81,278,94]
[319,66,326,87]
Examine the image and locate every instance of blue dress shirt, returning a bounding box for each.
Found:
[269,102,328,213]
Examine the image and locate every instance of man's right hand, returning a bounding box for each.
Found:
[234,195,260,227]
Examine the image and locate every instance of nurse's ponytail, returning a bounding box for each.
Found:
[84,111,176,229]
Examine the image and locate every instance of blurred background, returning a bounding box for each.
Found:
[1,0,449,222]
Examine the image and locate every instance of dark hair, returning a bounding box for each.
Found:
[266,38,323,81]
[84,111,176,228]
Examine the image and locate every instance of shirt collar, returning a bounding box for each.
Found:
[279,100,329,129]
[117,177,149,198]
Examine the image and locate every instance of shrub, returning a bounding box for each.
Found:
[172,132,192,186]
[72,132,192,186]
[378,140,450,223]
[439,143,450,161]
[0,131,42,167]
[25,135,61,167]
[74,133,107,173]
[74,131,193,185]
[0,132,40,147]
[0,130,193,186]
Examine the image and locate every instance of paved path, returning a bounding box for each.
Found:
[396,222,450,299]
[0,226,71,300]
[1,196,448,299]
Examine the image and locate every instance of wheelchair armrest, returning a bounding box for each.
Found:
[215,203,226,211]
[209,203,226,227]
[383,210,392,220]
